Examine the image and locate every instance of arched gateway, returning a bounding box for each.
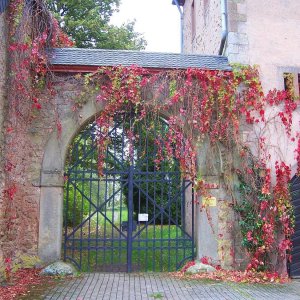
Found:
[38,48,231,271]
[63,114,194,272]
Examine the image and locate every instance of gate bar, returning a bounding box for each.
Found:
[127,165,134,272]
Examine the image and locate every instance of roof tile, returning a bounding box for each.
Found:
[49,48,231,71]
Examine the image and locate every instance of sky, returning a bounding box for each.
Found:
[110,0,181,53]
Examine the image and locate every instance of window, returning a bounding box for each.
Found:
[284,73,300,98]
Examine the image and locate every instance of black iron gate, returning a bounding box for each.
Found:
[63,114,195,272]
[290,175,300,277]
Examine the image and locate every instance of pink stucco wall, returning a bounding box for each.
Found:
[182,0,300,271]
[183,0,300,174]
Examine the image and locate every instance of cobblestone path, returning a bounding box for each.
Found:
[22,273,300,300]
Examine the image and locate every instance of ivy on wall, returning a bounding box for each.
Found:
[76,64,299,273]
[2,0,300,283]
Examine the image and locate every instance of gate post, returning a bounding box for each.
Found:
[39,184,64,262]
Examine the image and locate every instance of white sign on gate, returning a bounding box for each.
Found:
[138,213,149,222]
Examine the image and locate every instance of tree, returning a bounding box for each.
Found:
[47,0,147,49]
[122,117,182,224]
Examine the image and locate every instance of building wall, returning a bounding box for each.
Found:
[225,0,300,177]
[227,0,300,92]
[183,0,222,55]
[182,0,300,270]
[184,0,300,92]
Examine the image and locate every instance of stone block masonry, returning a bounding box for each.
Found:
[183,0,222,55]
[0,11,8,268]
[225,0,249,64]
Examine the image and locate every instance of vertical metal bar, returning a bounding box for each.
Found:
[120,119,125,267]
[182,180,186,264]
[111,173,116,267]
[71,160,78,265]
[175,176,179,269]
[119,182,123,266]
[168,175,171,271]
[127,164,134,272]
[160,173,163,272]
[191,183,195,260]
[138,180,141,271]
[111,123,117,268]
[87,153,92,272]
[103,166,109,269]
[96,172,100,269]
[159,121,164,272]
[152,122,157,272]
[145,118,149,271]
[64,175,70,262]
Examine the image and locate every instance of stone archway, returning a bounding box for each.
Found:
[38,99,103,262]
[37,97,217,267]
[38,99,198,268]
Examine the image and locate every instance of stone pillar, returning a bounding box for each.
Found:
[196,176,219,263]
[38,134,65,263]
[195,142,220,263]
[226,0,249,64]
[195,142,236,268]
[38,99,103,263]
[39,186,64,262]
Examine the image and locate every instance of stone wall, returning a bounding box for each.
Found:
[0,11,8,267]
[0,65,104,262]
[183,0,222,54]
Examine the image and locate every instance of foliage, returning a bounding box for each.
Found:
[0,268,54,300]
[2,0,73,274]
[0,253,42,283]
[63,184,90,227]
[122,117,183,224]
[177,260,289,284]
[79,64,299,273]
[3,0,300,278]
[235,172,271,271]
[47,0,147,49]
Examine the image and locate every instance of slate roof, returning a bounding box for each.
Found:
[49,48,231,71]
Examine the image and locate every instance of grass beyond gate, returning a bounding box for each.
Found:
[64,209,193,272]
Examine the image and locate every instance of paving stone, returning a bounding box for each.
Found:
[24,273,300,300]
